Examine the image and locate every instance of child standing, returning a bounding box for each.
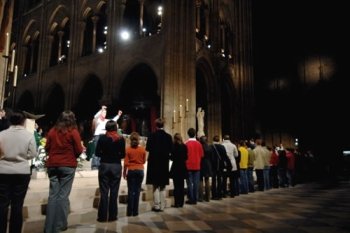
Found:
[123,132,146,216]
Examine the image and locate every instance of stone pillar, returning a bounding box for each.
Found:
[46,35,54,68]
[29,43,34,73]
[77,21,86,56]
[91,16,99,52]
[57,30,64,62]
[139,0,144,36]
[195,0,200,32]
[163,0,196,137]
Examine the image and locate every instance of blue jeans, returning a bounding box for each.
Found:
[239,169,249,194]
[263,166,271,190]
[127,170,144,216]
[98,163,122,221]
[0,174,30,233]
[186,171,200,203]
[44,167,76,233]
[91,135,100,169]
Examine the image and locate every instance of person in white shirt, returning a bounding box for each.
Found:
[91,105,122,170]
[222,135,240,197]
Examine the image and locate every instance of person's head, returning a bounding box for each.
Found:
[55,110,77,131]
[155,118,164,129]
[130,132,140,148]
[9,110,26,126]
[101,109,107,118]
[199,136,207,145]
[187,128,196,138]
[255,138,262,146]
[0,109,6,118]
[213,135,220,142]
[223,135,230,141]
[105,120,117,132]
[173,133,183,144]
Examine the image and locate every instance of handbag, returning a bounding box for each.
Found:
[213,144,232,172]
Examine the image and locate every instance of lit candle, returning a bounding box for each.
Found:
[179,104,183,118]
[173,109,176,123]
[10,49,15,72]
[185,99,189,111]
[13,65,18,87]
[5,32,9,56]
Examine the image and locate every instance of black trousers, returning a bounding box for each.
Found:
[0,174,30,233]
[172,177,185,207]
[98,163,122,221]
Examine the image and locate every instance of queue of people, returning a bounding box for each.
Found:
[0,106,305,233]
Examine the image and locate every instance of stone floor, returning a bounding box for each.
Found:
[23,180,350,233]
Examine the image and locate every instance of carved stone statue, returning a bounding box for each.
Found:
[196,107,205,137]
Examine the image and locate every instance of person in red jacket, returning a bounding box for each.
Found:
[185,128,203,205]
[44,110,84,233]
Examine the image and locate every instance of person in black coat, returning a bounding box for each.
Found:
[210,135,228,200]
[146,118,173,212]
[169,133,188,207]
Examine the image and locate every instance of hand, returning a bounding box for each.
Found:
[118,110,123,116]
[102,105,107,110]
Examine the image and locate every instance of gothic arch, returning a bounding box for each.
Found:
[118,63,160,136]
[49,4,69,32]
[16,90,35,113]
[73,74,104,121]
[22,19,38,43]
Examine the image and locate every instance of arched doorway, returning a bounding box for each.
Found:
[74,74,103,141]
[74,74,103,121]
[119,64,159,136]
[17,90,35,113]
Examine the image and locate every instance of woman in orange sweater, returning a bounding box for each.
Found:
[123,132,146,216]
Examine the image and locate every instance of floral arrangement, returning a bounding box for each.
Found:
[31,138,87,171]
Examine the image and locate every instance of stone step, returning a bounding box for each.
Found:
[22,170,175,230]
[22,197,174,233]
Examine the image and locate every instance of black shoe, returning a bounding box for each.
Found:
[108,217,117,222]
[60,226,68,231]
[152,207,161,212]
[185,200,196,205]
[97,218,108,222]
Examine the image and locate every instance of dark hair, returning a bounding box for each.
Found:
[213,135,220,142]
[105,120,117,132]
[55,110,77,132]
[173,133,183,144]
[187,128,196,138]
[155,118,164,128]
[9,110,26,125]
[130,132,140,148]
[223,135,230,140]
[199,136,207,145]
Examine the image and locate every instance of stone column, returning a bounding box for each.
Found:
[91,16,99,52]
[195,0,201,32]
[139,0,144,36]
[29,43,34,73]
[163,0,196,136]
[57,30,64,62]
